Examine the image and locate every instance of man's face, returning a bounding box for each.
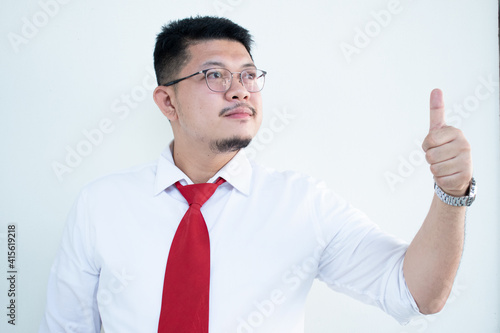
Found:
[167,39,263,153]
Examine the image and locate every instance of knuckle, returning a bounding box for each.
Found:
[454,128,464,136]
[427,131,440,147]
[425,153,432,164]
[429,163,439,175]
[446,126,460,135]
[422,136,430,151]
[425,149,436,164]
[462,140,471,152]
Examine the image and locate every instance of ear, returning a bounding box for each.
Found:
[153,86,178,121]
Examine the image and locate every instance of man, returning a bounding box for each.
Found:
[40,16,475,332]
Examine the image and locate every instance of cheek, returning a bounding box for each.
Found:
[178,95,205,120]
[176,104,204,134]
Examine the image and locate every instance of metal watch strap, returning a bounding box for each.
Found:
[434,177,476,207]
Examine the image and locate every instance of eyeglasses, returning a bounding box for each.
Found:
[161,68,267,93]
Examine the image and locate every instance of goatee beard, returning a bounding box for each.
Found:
[210,137,252,153]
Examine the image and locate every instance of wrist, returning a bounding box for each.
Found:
[434,178,476,207]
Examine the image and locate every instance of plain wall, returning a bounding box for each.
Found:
[1,0,498,332]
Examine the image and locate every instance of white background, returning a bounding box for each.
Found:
[1,0,499,332]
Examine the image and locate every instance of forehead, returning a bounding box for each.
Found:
[184,39,254,70]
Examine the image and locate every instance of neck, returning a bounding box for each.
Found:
[171,140,237,184]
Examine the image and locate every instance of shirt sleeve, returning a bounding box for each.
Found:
[312,182,422,324]
[39,189,101,333]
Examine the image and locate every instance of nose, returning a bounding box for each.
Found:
[224,73,250,101]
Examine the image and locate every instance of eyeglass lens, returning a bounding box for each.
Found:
[205,68,265,92]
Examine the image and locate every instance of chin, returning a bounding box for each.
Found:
[210,136,253,153]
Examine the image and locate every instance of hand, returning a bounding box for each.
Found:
[422,89,473,197]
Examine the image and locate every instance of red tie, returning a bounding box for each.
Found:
[158,177,225,333]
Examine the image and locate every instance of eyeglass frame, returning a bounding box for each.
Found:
[160,67,267,93]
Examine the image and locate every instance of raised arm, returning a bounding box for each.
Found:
[403,89,474,314]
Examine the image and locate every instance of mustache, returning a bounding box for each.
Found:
[219,103,256,117]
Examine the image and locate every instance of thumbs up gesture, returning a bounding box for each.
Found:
[422,89,473,197]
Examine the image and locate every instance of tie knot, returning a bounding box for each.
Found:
[175,178,226,207]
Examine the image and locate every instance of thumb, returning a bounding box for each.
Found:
[429,88,446,130]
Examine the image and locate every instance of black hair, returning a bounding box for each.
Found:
[153,16,254,85]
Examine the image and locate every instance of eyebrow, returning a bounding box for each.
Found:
[201,61,256,70]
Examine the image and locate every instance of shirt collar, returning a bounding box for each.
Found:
[153,142,252,196]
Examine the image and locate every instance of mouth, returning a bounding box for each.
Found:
[220,104,256,119]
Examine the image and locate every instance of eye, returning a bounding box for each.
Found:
[243,70,257,80]
[206,70,224,80]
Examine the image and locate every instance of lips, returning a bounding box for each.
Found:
[219,102,257,120]
[223,107,253,118]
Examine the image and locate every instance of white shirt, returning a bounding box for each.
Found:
[39,146,421,333]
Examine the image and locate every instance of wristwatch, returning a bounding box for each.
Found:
[434,177,476,207]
